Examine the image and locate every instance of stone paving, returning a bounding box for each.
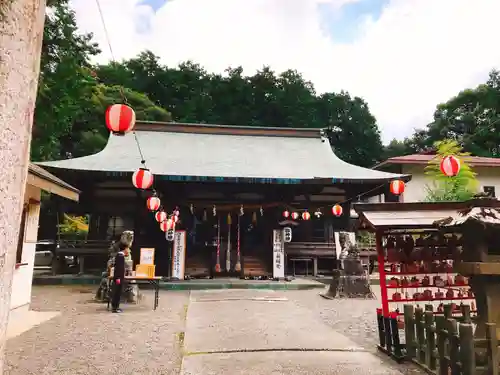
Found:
[5,285,423,375]
[286,288,424,375]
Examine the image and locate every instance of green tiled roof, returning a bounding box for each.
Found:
[37,122,408,183]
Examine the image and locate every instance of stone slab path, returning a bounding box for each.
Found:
[181,289,404,375]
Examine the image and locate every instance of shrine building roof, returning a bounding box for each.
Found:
[37,122,410,184]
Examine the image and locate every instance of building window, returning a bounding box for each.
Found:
[16,205,28,264]
[106,216,133,240]
[484,186,496,198]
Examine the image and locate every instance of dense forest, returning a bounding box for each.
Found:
[33,0,500,168]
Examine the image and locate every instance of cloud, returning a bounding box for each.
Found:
[71,0,500,143]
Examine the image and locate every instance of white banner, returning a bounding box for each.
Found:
[273,229,285,278]
[172,231,186,280]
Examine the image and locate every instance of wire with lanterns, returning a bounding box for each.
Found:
[97,0,463,230]
[279,154,462,221]
[97,0,173,235]
[280,178,405,221]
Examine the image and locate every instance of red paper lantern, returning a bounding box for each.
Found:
[160,220,168,232]
[166,218,174,230]
[155,211,167,223]
[291,212,299,220]
[332,204,343,217]
[146,196,160,211]
[105,104,136,134]
[390,180,405,195]
[440,155,461,177]
[132,168,154,190]
[302,211,311,220]
[283,210,290,218]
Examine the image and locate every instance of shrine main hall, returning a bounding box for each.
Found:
[38,121,407,278]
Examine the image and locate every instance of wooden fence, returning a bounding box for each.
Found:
[376,304,499,375]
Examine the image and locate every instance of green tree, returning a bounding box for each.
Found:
[97,55,385,166]
[382,138,416,160]
[60,84,172,158]
[423,139,478,202]
[317,92,384,166]
[32,0,100,161]
[406,70,500,158]
[33,6,172,161]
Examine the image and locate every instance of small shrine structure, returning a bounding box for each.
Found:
[435,198,500,340]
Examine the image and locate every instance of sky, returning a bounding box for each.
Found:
[70,0,500,143]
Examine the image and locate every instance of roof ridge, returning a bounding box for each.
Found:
[134,121,323,138]
[375,153,500,169]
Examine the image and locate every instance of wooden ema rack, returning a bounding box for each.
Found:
[376,232,477,326]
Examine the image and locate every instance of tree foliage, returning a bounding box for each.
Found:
[58,214,88,240]
[33,3,500,168]
[32,1,171,161]
[400,70,500,159]
[95,53,384,166]
[423,140,478,202]
[382,138,417,160]
[35,6,386,167]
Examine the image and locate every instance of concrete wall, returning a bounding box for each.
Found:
[368,164,500,203]
[10,184,41,311]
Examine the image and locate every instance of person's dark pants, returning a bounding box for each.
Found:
[111,279,123,310]
[369,259,375,274]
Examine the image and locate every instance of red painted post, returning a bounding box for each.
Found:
[376,231,389,316]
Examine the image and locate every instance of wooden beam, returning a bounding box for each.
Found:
[27,172,79,201]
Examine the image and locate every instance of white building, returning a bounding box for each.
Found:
[10,164,79,317]
[371,154,500,203]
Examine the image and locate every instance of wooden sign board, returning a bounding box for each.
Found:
[172,231,186,280]
[24,203,40,243]
[139,248,155,265]
[272,229,284,278]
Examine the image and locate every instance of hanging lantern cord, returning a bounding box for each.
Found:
[133,132,147,167]
[119,86,128,105]
[96,0,149,171]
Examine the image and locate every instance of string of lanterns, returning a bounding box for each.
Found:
[277,154,462,219]
[104,103,462,228]
[105,103,156,192]
[106,103,168,232]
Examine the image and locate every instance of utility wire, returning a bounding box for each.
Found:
[95,0,150,172]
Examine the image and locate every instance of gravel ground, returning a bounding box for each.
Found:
[5,286,189,375]
[5,285,424,375]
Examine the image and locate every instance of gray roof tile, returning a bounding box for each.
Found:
[37,122,408,183]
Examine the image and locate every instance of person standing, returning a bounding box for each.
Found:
[111,243,127,313]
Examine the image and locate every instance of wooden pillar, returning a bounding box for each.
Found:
[132,190,142,266]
